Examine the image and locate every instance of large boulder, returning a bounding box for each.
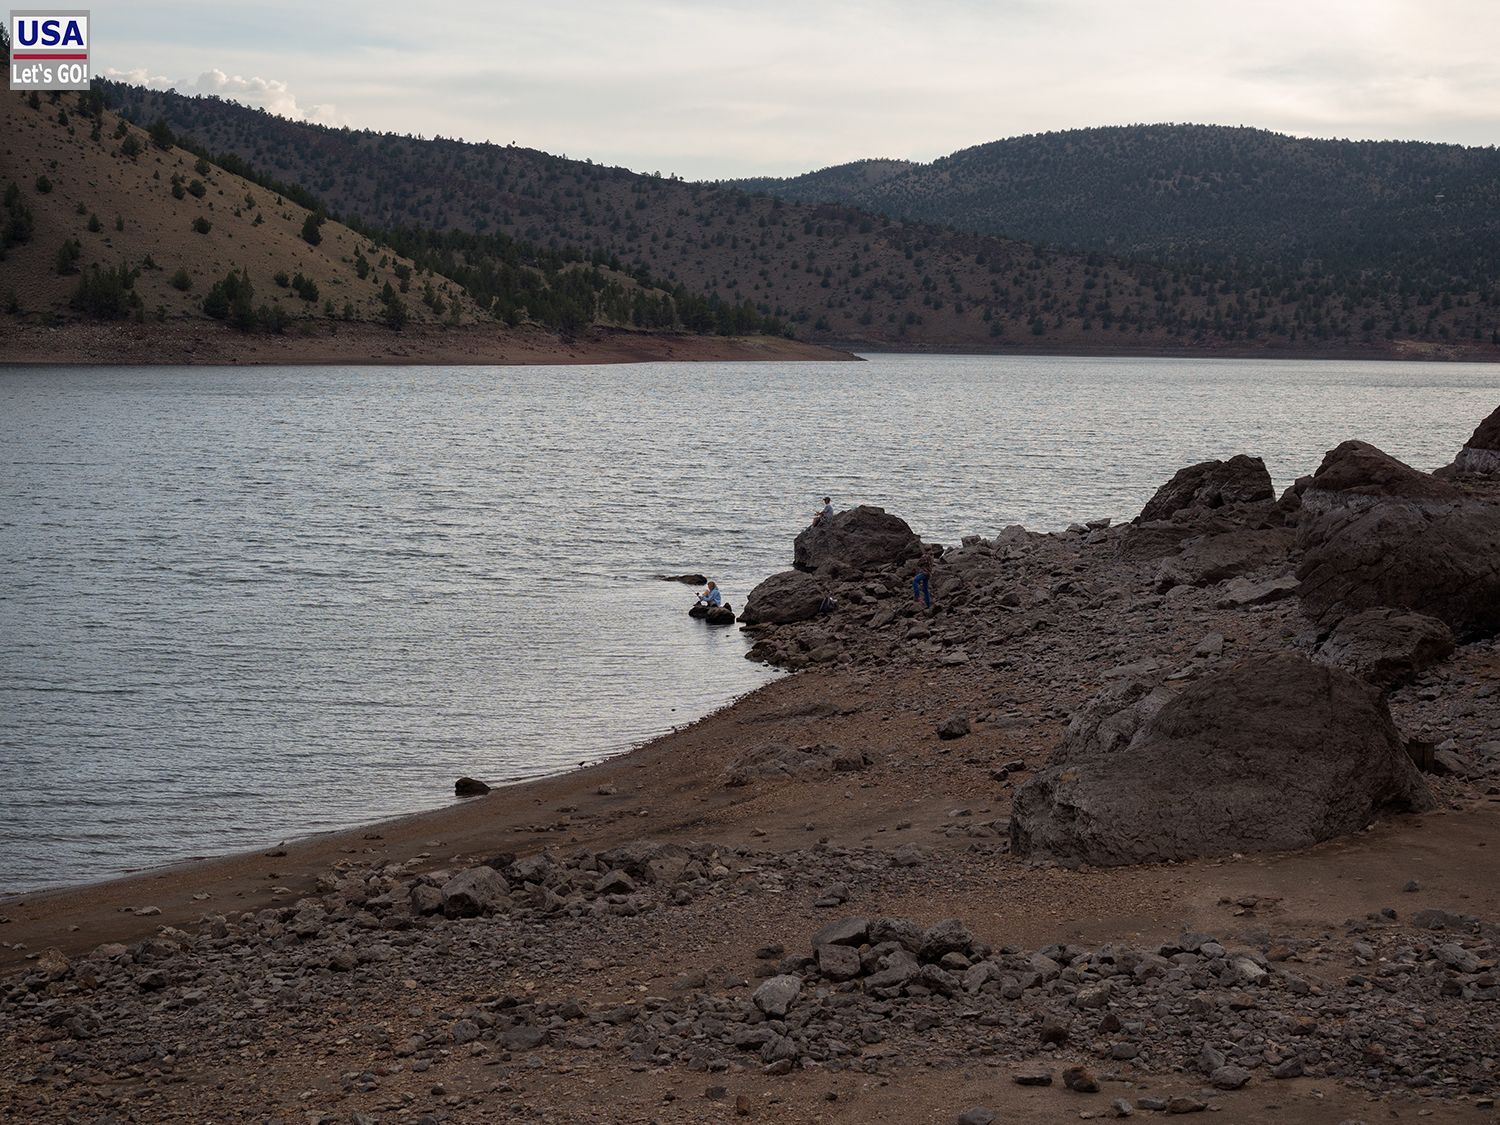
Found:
[740,569,826,625]
[1437,405,1500,477]
[794,505,921,573]
[1295,441,1500,639]
[1314,608,1456,688]
[1135,455,1274,524]
[1010,654,1432,866]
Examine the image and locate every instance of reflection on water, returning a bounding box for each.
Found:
[1,354,1496,892]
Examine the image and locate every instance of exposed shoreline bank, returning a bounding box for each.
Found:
[0,322,856,366]
[4,422,1500,1123]
[834,337,1500,363]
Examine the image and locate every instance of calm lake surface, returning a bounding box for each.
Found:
[2,353,1498,893]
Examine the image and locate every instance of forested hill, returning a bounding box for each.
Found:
[99,84,1500,355]
[732,125,1500,287]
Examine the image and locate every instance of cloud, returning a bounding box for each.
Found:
[103,66,175,88]
[105,64,343,126]
[187,69,344,125]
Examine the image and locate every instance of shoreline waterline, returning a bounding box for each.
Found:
[4,355,1498,896]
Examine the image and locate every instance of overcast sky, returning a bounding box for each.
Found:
[97,0,1500,180]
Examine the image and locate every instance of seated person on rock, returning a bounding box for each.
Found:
[812,497,834,526]
[696,581,722,607]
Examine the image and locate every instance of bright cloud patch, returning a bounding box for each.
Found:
[105,65,342,126]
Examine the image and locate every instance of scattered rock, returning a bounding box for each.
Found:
[752,975,802,1018]
[936,712,971,740]
[1062,1064,1100,1093]
[454,776,490,797]
[440,866,511,918]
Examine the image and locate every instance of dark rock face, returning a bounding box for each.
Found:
[661,573,708,586]
[1295,442,1500,639]
[1314,608,1457,688]
[793,505,921,573]
[740,569,826,626]
[1010,654,1432,866]
[1299,440,1458,507]
[454,777,490,797]
[1135,455,1274,524]
[1438,405,1500,477]
[703,605,736,626]
[1469,406,1500,451]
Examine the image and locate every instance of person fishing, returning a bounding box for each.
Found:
[696,581,722,608]
[812,496,834,525]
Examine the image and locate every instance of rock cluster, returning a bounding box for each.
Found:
[1134,455,1274,524]
[723,742,870,787]
[1296,441,1500,640]
[616,910,1500,1099]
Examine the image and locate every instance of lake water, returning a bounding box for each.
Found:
[2,354,1497,894]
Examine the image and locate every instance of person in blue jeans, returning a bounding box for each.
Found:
[912,550,934,608]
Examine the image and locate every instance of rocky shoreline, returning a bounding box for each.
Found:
[4,408,1500,1123]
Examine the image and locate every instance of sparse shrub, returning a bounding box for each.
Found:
[191,216,211,235]
[194,156,210,176]
[86,212,101,233]
[120,133,142,159]
[56,238,81,275]
[72,262,142,318]
[148,119,175,150]
[273,271,290,288]
[202,268,255,329]
[170,267,193,291]
[380,282,408,330]
[257,303,290,334]
[2,183,34,249]
[34,175,52,194]
[187,179,206,199]
[300,211,324,246]
[114,215,123,232]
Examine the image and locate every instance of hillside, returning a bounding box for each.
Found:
[0,87,486,334]
[0,88,818,363]
[100,84,1500,356]
[731,125,1500,288]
